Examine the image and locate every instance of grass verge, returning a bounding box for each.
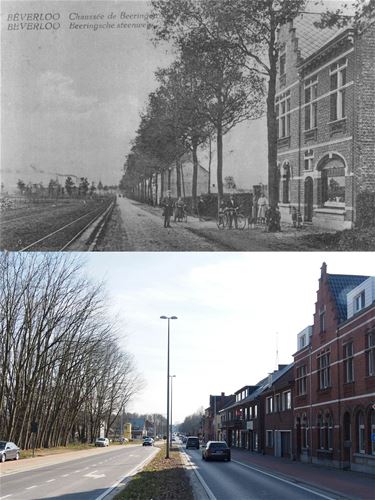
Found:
[115,445,194,500]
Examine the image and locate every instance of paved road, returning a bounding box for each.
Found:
[184,447,347,500]
[0,445,158,500]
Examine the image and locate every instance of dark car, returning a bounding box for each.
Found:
[202,441,231,461]
[186,436,200,449]
[0,441,20,463]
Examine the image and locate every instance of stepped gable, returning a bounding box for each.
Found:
[327,273,369,322]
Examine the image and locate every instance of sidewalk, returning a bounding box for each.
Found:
[231,449,375,500]
[133,200,336,251]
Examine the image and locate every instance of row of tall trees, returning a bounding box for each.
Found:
[123,0,372,207]
[0,253,143,449]
[178,408,204,436]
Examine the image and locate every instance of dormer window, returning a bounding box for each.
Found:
[354,290,365,312]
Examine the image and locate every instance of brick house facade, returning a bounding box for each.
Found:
[276,14,375,230]
[293,263,375,474]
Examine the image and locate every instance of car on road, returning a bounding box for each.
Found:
[0,441,20,462]
[95,437,109,447]
[142,437,154,446]
[186,436,200,449]
[202,441,231,461]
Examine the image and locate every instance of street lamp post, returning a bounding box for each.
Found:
[170,375,176,447]
[160,315,177,459]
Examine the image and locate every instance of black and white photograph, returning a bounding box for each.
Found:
[1,0,374,251]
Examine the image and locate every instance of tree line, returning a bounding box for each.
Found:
[121,0,372,208]
[16,177,117,199]
[0,253,143,449]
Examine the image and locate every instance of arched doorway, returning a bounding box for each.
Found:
[304,177,313,222]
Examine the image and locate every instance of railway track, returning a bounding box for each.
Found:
[0,199,115,252]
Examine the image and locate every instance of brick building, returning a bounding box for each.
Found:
[293,263,375,474]
[203,392,235,442]
[276,13,375,229]
[218,365,294,456]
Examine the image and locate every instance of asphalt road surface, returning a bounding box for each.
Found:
[0,445,157,500]
[184,447,343,500]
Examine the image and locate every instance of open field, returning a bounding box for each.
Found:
[0,196,113,251]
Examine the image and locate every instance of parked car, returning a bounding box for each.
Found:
[202,441,231,461]
[95,437,109,447]
[142,437,154,446]
[186,436,200,449]
[0,441,20,463]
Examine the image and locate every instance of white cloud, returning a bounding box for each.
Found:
[37,71,98,114]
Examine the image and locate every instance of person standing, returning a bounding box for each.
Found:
[162,193,174,228]
[227,195,238,229]
[197,196,205,221]
[257,193,268,224]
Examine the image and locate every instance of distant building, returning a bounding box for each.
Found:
[276,13,375,229]
[203,393,235,442]
[293,263,375,473]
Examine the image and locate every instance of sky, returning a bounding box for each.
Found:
[83,251,374,424]
[1,0,268,192]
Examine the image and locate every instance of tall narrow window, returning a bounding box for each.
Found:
[371,412,375,455]
[318,351,331,389]
[319,307,326,334]
[367,331,375,376]
[327,414,334,450]
[276,92,291,139]
[297,365,307,395]
[279,53,286,76]
[358,412,365,454]
[344,342,354,383]
[330,58,347,121]
[305,76,318,130]
[304,150,314,171]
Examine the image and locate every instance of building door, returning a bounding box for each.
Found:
[281,431,291,457]
[304,177,313,222]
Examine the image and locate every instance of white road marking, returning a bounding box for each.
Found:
[94,448,159,500]
[84,470,105,479]
[74,469,82,473]
[25,486,37,490]
[61,473,70,477]
[233,460,336,500]
[182,450,216,500]
[0,495,13,499]
[46,479,56,483]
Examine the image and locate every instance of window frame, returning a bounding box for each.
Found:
[329,58,347,122]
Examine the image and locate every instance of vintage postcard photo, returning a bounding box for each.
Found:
[1,0,374,251]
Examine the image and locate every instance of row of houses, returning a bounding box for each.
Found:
[203,263,375,474]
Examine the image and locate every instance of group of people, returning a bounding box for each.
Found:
[161,194,187,228]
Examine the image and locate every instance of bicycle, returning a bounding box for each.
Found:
[217,208,246,230]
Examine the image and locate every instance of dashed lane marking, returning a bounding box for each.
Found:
[46,479,56,483]
[25,486,37,490]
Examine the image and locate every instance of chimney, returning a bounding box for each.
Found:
[321,262,327,279]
